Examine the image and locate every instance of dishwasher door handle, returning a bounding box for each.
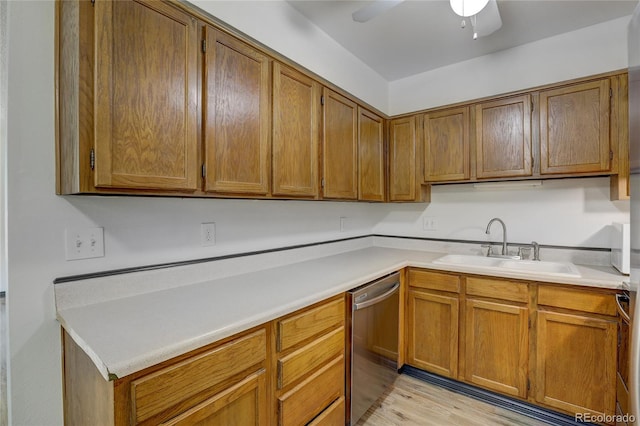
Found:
[354,282,400,311]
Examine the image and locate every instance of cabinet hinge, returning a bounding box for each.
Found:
[201,163,206,178]
[89,148,95,170]
[610,87,613,98]
[528,318,531,329]
[321,95,325,106]
[530,99,534,113]
[610,150,614,160]
[90,0,95,5]
[321,178,325,188]
[201,39,207,53]
[527,379,531,391]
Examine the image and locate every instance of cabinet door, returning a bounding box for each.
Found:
[465,299,528,398]
[161,370,267,426]
[272,63,321,198]
[407,289,459,378]
[322,89,358,200]
[358,107,385,202]
[423,107,470,182]
[475,95,532,179]
[94,0,199,191]
[536,310,616,417]
[389,116,418,201]
[203,28,271,195]
[539,79,611,174]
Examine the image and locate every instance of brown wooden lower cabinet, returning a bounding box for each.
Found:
[405,268,623,423]
[62,294,346,426]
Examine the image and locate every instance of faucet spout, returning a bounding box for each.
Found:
[485,218,508,255]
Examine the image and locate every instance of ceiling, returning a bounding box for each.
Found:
[287,0,638,81]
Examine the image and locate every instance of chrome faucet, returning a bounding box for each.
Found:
[531,241,540,261]
[485,218,508,255]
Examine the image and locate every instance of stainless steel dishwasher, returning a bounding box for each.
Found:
[347,272,400,425]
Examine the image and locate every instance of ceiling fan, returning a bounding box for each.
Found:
[352,0,502,40]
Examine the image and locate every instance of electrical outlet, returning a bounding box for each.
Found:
[340,217,347,232]
[65,227,105,260]
[423,217,438,231]
[201,222,216,246]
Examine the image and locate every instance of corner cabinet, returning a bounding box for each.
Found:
[58,0,200,193]
[203,27,271,196]
[388,117,430,202]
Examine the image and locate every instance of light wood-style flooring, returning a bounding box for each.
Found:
[356,374,550,426]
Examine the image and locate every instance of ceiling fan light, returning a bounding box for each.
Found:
[450,0,490,17]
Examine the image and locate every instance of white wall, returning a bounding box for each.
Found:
[374,177,630,248]
[389,16,631,115]
[4,1,631,425]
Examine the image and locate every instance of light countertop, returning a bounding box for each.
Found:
[56,244,625,381]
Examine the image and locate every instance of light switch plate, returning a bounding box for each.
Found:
[65,227,105,260]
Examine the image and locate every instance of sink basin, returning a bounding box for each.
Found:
[433,254,581,278]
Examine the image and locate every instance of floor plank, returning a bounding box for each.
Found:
[356,374,550,426]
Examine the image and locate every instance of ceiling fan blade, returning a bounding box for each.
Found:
[352,0,404,23]
[474,0,502,37]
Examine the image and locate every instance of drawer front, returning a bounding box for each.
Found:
[278,355,344,426]
[409,269,460,293]
[131,329,266,424]
[538,285,617,316]
[277,297,345,352]
[278,326,344,389]
[466,277,528,303]
[308,396,345,426]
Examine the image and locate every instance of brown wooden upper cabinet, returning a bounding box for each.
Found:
[272,63,321,198]
[539,79,611,175]
[358,108,386,202]
[82,0,201,192]
[322,89,358,200]
[475,94,532,179]
[389,116,429,202]
[203,27,271,196]
[423,107,470,182]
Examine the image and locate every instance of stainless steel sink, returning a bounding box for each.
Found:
[432,254,581,278]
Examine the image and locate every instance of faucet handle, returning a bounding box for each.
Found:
[518,246,532,260]
[481,244,494,257]
[531,241,540,261]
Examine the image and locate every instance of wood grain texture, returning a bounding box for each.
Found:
[407,289,459,379]
[276,297,344,352]
[466,277,529,303]
[465,299,529,398]
[272,62,320,198]
[94,0,199,190]
[277,326,344,389]
[535,310,617,417]
[539,79,611,175]
[611,73,630,200]
[537,285,617,316]
[388,116,417,201]
[475,95,532,179]
[323,88,358,200]
[358,107,385,202]
[409,269,461,293]
[278,355,344,426]
[308,396,345,426]
[63,331,115,426]
[356,374,549,426]
[204,27,271,195]
[160,370,267,426]
[131,329,266,424]
[423,107,470,182]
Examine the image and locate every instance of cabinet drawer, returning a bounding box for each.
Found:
[278,355,344,426]
[131,329,266,424]
[409,269,460,293]
[466,277,528,303]
[277,297,344,352]
[278,326,344,389]
[308,396,345,426]
[538,285,617,316]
